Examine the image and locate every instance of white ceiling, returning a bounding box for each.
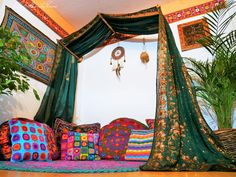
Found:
[46,0,171,29]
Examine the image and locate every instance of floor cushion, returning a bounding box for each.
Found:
[74,123,101,134]
[145,119,155,129]
[98,118,149,160]
[9,118,50,162]
[0,118,58,161]
[0,121,11,160]
[61,132,100,161]
[53,118,77,157]
[125,129,154,161]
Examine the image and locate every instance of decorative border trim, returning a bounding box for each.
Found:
[17,0,69,38]
[16,0,225,38]
[165,0,225,23]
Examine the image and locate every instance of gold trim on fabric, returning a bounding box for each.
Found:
[62,6,160,46]
[50,44,63,82]
[98,13,115,33]
[102,6,159,18]
[57,40,81,62]
[181,64,228,155]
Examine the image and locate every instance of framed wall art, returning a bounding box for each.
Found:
[1,7,57,84]
[178,18,210,51]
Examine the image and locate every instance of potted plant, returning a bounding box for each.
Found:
[187,1,236,129]
[186,1,236,158]
[0,26,39,100]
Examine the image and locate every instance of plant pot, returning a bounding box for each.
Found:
[214,128,236,159]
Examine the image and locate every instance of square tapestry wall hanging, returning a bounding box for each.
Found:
[178,19,210,51]
[1,7,57,84]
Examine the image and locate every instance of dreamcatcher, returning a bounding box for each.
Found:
[140,38,149,64]
[110,45,126,77]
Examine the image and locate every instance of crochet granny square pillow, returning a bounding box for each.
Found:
[9,119,50,162]
[61,132,100,160]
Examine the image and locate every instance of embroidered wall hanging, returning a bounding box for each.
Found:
[178,18,210,51]
[1,7,57,84]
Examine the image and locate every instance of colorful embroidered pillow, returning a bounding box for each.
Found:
[9,119,50,162]
[61,132,100,160]
[98,118,149,160]
[125,129,154,161]
[53,118,77,155]
[110,118,149,130]
[0,121,11,160]
[74,123,101,133]
[44,125,59,160]
[145,119,155,129]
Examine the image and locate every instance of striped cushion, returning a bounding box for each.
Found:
[125,129,154,161]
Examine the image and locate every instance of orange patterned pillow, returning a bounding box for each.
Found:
[145,119,155,129]
[0,121,11,160]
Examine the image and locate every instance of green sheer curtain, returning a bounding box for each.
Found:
[35,5,235,170]
[34,44,78,127]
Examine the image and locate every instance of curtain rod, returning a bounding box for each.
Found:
[57,40,82,63]
[98,13,116,34]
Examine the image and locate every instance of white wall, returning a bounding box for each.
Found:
[0,0,60,124]
[74,41,157,126]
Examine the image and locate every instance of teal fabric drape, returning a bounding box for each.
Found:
[62,7,160,55]
[67,17,113,56]
[35,5,235,171]
[101,14,159,35]
[140,12,235,171]
[34,45,78,127]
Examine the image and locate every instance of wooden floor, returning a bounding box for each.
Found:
[0,170,235,177]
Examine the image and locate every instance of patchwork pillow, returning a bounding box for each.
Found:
[98,118,149,160]
[61,132,100,160]
[53,118,77,154]
[125,129,154,161]
[74,123,101,133]
[9,119,50,162]
[0,121,11,160]
[145,119,155,129]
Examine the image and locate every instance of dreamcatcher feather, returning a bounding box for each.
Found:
[110,46,126,77]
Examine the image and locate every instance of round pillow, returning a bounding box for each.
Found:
[98,118,148,160]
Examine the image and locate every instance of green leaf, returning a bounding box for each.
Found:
[33,89,40,101]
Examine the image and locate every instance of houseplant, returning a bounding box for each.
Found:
[0,26,39,100]
[187,1,236,129]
